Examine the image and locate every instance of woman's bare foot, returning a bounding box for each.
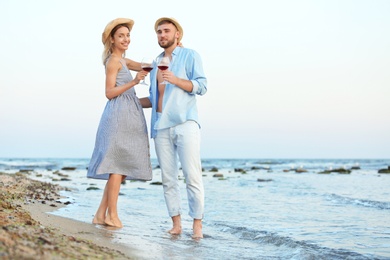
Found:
[92,216,106,225]
[192,219,203,239]
[104,213,123,228]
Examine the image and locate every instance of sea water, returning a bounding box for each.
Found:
[1,158,389,259]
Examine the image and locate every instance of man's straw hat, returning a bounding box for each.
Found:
[102,18,134,44]
[154,17,183,43]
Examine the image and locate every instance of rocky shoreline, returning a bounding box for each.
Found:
[0,172,134,259]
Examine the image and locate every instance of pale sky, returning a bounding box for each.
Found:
[1,0,389,159]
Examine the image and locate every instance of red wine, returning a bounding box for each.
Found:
[142,67,153,72]
[158,65,169,70]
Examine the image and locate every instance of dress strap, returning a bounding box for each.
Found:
[119,59,127,68]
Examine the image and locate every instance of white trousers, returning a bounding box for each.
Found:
[154,120,204,219]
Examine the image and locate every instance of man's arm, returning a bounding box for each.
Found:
[161,50,207,95]
[187,50,207,96]
[139,97,152,108]
[162,73,194,92]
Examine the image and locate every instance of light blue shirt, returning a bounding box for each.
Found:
[148,47,207,138]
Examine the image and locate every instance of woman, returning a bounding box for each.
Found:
[87,18,152,228]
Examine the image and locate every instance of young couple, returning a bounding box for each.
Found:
[87,17,207,239]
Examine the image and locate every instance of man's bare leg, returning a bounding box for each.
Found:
[192,219,203,239]
[168,215,182,235]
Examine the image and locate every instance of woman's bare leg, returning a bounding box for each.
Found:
[92,182,109,225]
[104,174,126,228]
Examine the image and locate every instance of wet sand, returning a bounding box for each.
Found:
[0,172,137,259]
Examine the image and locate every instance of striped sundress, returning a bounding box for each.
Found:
[87,59,152,181]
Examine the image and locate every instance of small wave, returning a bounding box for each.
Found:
[328,194,390,210]
[0,159,57,169]
[216,223,378,260]
[253,160,283,165]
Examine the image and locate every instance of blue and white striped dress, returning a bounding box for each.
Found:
[87,59,152,181]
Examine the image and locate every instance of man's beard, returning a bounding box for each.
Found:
[159,38,175,48]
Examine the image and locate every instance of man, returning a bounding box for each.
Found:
[139,17,207,238]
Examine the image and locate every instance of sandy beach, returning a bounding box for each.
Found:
[1,158,389,259]
[0,171,136,260]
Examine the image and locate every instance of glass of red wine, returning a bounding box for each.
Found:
[140,58,154,85]
[157,56,170,85]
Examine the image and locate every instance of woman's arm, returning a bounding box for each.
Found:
[125,58,142,72]
[105,56,147,99]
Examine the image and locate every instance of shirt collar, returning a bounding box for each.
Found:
[158,46,181,58]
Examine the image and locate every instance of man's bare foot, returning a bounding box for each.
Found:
[192,219,203,239]
[168,225,182,235]
[168,215,182,235]
[104,214,123,228]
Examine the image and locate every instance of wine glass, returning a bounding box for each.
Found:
[157,56,170,85]
[140,58,154,85]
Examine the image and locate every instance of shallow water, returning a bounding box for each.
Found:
[1,158,389,259]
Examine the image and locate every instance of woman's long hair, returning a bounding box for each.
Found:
[102,24,129,65]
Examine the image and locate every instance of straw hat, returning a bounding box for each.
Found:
[102,18,134,44]
[154,17,183,43]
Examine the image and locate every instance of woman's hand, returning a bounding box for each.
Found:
[134,70,148,84]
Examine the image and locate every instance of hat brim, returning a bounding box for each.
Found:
[102,18,134,44]
[154,17,183,43]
